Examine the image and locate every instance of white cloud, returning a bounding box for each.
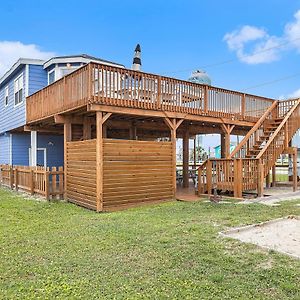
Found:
[279,88,300,100]
[285,10,300,51]
[223,25,282,64]
[224,9,300,64]
[0,41,55,77]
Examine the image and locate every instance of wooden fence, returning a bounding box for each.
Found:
[0,165,64,200]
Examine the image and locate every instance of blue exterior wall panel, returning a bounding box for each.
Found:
[28,65,47,96]
[37,134,64,167]
[0,134,10,164]
[11,133,30,165]
[0,66,26,134]
[10,133,64,167]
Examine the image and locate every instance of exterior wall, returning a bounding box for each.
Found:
[11,133,30,165]
[66,139,97,210]
[102,139,173,211]
[37,134,64,167]
[28,65,47,96]
[0,134,11,164]
[10,133,63,167]
[0,66,26,134]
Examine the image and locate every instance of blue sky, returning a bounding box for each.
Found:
[1,0,300,99]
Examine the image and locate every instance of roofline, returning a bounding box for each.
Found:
[43,55,125,69]
[0,58,45,86]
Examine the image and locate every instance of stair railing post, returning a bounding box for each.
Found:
[257,159,264,197]
[206,159,212,195]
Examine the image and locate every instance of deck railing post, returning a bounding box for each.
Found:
[206,159,212,194]
[157,76,161,109]
[233,159,242,198]
[204,85,208,114]
[241,93,246,119]
[30,169,34,195]
[45,170,50,200]
[14,168,18,191]
[257,160,264,197]
[10,166,13,190]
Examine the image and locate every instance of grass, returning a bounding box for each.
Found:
[0,188,300,299]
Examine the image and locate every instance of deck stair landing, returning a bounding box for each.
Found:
[198,98,300,198]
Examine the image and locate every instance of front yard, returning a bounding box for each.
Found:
[0,188,299,299]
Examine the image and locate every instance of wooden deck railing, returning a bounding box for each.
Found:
[0,165,64,200]
[26,62,275,123]
[197,158,258,197]
[257,99,300,176]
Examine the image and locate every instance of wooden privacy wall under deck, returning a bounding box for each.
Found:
[66,139,97,210]
[103,139,173,210]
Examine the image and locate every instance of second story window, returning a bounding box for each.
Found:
[48,70,55,84]
[14,74,23,106]
[4,86,9,106]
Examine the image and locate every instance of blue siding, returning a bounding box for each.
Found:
[11,133,30,165]
[0,66,26,134]
[10,133,64,167]
[0,134,10,164]
[37,134,64,167]
[28,65,47,95]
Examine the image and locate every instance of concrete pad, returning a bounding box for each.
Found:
[220,216,300,259]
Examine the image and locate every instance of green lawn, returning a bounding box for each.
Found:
[0,188,300,300]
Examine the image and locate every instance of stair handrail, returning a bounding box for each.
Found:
[230,101,278,158]
[256,98,300,159]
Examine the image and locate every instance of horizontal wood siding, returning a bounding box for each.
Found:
[103,139,173,210]
[66,139,97,210]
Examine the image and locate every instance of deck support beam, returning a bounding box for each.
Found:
[183,127,190,188]
[163,117,184,198]
[83,117,92,140]
[30,131,37,167]
[221,123,235,158]
[64,122,72,199]
[96,112,112,212]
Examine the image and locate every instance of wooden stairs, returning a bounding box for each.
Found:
[198,98,300,197]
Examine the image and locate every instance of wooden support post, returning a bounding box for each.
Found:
[241,93,246,119]
[64,122,72,199]
[271,165,276,187]
[293,148,297,192]
[96,112,104,212]
[83,117,92,140]
[193,137,197,168]
[183,128,189,188]
[233,159,243,198]
[129,122,137,140]
[163,117,184,198]
[257,160,264,197]
[220,133,226,158]
[221,123,235,158]
[266,172,270,188]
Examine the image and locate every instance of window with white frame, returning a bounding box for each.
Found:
[4,86,8,106]
[14,75,23,106]
[48,70,55,84]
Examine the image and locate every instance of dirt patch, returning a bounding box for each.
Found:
[220,216,300,259]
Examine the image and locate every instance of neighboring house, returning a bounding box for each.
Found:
[214,143,236,158]
[0,54,124,167]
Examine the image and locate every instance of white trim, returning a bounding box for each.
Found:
[43,57,124,69]
[48,69,55,84]
[13,73,24,107]
[0,58,44,86]
[4,86,9,107]
[25,64,29,97]
[30,131,37,166]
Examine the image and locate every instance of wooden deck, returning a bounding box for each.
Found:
[26,62,275,125]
